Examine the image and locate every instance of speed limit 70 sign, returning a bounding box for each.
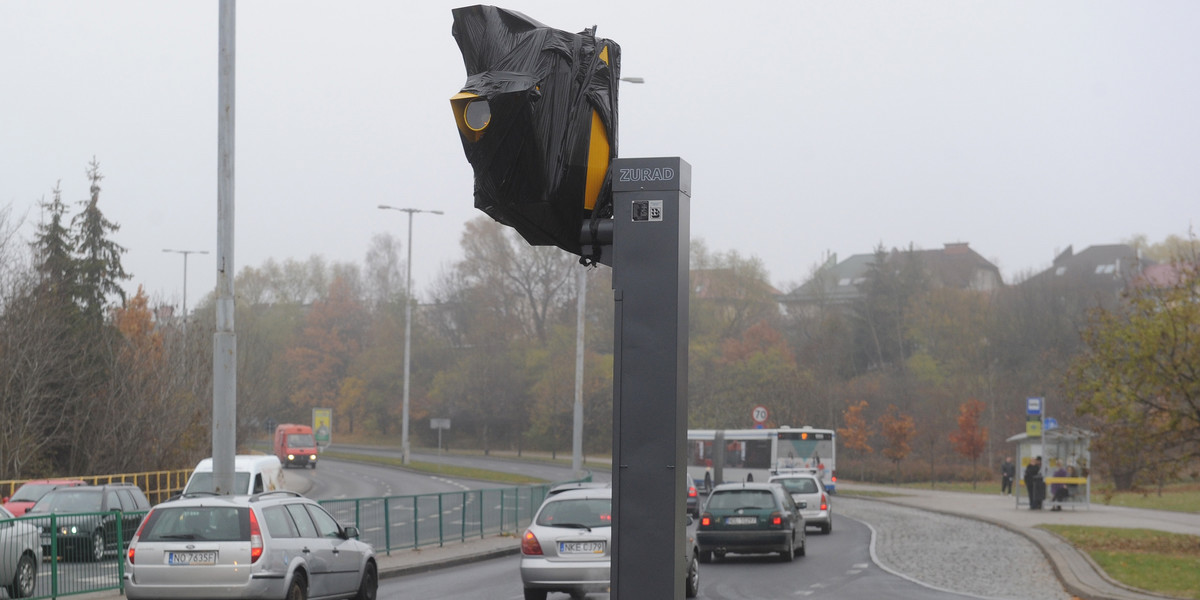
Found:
[752,405,769,424]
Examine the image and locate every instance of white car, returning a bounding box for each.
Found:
[768,473,833,534]
[0,505,40,598]
[520,487,700,599]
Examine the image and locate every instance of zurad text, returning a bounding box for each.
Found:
[618,167,675,183]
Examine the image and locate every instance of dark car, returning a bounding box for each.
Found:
[687,482,701,518]
[26,483,150,562]
[696,482,805,562]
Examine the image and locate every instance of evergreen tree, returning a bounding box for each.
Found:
[71,158,129,321]
[32,182,76,302]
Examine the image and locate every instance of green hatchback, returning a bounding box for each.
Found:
[696,482,805,562]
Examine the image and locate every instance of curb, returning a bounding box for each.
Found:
[843,492,1175,600]
[378,543,522,580]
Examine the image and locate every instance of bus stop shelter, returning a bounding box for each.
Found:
[1006,426,1094,510]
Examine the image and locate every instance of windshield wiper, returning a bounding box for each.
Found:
[553,523,594,532]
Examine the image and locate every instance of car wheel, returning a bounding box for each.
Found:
[796,532,806,557]
[713,550,726,561]
[89,530,106,562]
[522,588,547,600]
[6,552,37,598]
[286,573,307,600]
[698,550,712,564]
[685,552,700,598]
[353,561,377,600]
[780,535,795,562]
[820,519,832,535]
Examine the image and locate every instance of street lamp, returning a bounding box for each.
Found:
[378,205,444,465]
[162,248,209,333]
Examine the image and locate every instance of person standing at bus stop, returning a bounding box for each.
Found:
[1024,456,1044,509]
[1001,457,1016,495]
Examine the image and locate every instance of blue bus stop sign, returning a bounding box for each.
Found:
[1027,397,1043,416]
[1044,417,1058,430]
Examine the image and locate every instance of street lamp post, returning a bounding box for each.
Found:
[162,248,209,333]
[378,205,444,465]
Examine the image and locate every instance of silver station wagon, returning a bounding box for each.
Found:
[124,490,376,600]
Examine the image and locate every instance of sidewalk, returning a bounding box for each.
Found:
[839,481,1198,600]
[373,534,521,579]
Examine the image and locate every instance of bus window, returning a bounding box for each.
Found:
[744,440,771,469]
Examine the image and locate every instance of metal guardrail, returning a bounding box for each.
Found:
[1,469,193,507]
[1,477,587,598]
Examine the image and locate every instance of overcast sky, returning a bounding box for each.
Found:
[2,1,1197,312]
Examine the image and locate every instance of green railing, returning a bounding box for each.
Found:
[2,510,142,599]
[1,476,589,598]
[315,480,582,554]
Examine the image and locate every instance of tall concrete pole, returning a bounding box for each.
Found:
[213,0,237,495]
[572,266,586,476]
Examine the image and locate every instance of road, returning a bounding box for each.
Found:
[320,448,995,600]
[375,510,975,600]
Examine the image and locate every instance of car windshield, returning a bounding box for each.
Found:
[10,483,58,502]
[287,434,315,446]
[140,506,249,541]
[774,478,819,494]
[33,490,102,513]
[707,490,775,511]
[536,498,612,528]
[184,472,252,495]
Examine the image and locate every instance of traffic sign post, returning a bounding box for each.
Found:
[430,418,451,453]
[1026,397,1044,438]
[752,405,769,425]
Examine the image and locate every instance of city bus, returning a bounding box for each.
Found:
[687,427,837,493]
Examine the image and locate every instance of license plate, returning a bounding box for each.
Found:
[169,551,218,565]
[726,517,757,525]
[559,541,605,554]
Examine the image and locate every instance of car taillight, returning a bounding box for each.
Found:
[770,512,783,527]
[820,493,828,511]
[128,509,153,564]
[521,530,543,556]
[249,509,263,563]
[688,486,697,498]
[700,513,712,528]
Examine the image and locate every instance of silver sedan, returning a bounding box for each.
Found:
[0,505,40,598]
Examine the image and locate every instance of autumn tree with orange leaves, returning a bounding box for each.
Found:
[949,398,989,489]
[879,405,916,481]
[838,400,873,481]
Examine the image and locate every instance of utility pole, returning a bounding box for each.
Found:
[378,205,443,464]
[213,0,237,495]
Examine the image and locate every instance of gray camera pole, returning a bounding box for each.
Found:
[610,157,691,599]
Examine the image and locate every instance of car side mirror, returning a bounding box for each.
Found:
[342,526,360,539]
[686,515,694,526]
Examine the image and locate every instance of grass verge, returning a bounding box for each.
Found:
[883,480,1200,513]
[1040,525,1200,600]
[320,450,550,486]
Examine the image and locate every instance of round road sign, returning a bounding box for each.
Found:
[752,405,769,424]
